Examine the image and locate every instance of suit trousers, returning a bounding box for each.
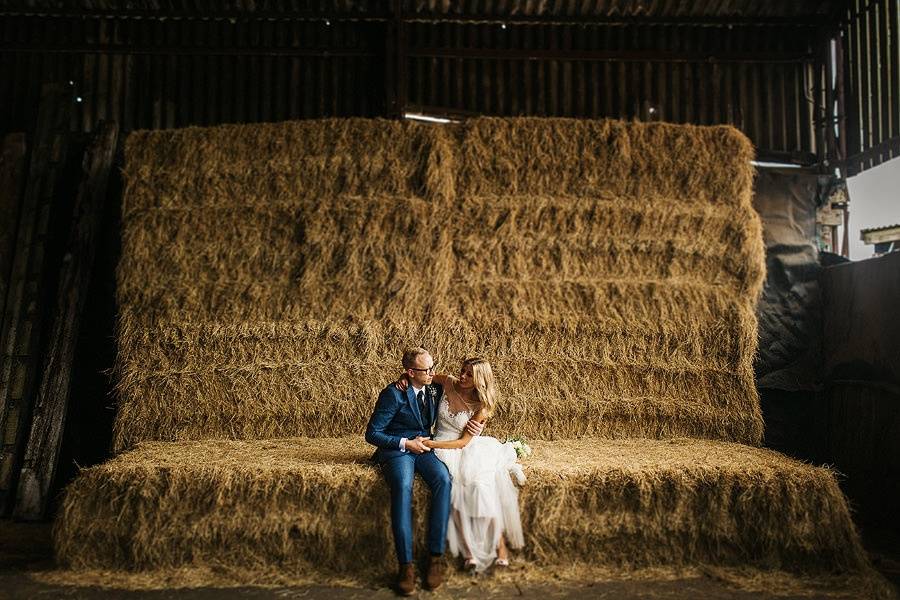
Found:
[381,450,451,564]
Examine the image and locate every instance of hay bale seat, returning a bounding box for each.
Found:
[56,438,867,577]
[54,118,870,582]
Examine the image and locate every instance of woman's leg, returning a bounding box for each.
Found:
[497,533,509,561]
[452,509,472,559]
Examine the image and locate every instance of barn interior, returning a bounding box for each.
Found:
[0,1,898,599]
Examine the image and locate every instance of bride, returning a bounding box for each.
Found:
[399,357,525,572]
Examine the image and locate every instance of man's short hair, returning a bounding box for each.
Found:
[402,347,429,369]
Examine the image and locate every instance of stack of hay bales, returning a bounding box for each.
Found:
[55,118,870,582]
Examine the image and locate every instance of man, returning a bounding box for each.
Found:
[365,347,483,595]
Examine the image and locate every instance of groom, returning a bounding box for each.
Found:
[365,347,483,595]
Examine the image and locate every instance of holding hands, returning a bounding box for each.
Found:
[405,436,431,454]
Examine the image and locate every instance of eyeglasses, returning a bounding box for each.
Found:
[408,364,436,374]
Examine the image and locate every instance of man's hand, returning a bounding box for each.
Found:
[465,419,485,437]
[405,436,431,454]
[394,373,410,392]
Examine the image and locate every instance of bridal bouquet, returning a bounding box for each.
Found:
[505,435,533,460]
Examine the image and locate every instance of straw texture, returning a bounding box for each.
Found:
[111,117,765,451]
[51,118,879,591]
[55,437,869,578]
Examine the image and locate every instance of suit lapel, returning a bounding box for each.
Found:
[406,386,424,429]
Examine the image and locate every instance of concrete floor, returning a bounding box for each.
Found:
[1,521,897,600]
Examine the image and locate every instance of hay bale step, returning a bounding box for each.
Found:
[55,437,868,580]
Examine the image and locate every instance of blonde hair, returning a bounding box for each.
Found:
[461,357,497,418]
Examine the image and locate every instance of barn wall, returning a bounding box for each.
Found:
[0,10,823,161]
[842,0,900,175]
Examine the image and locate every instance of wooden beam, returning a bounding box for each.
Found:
[12,122,118,521]
[0,84,70,515]
[0,43,376,58]
[843,134,900,173]
[0,8,392,22]
[0,8,829,27]
[406,47,814,64]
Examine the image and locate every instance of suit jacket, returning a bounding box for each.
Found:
[365,382,444,462]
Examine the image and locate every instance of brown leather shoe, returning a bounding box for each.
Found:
[425,555,445,590]
[396,562,415,596]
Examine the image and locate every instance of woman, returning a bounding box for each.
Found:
[398,357,525,573]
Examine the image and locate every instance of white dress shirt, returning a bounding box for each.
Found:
[399,384,425,452]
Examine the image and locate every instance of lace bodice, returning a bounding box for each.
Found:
[433,397,474,441]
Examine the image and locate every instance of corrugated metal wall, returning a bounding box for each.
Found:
[843,0,900,176]
[0,7,830,163]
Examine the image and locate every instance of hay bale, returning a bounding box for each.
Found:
[110,118,765,451]
[55,437,868,579]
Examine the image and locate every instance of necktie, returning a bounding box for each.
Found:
[417,390,427,423]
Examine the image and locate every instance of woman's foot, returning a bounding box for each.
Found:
[463,557,477,572]
[496,534,510,567]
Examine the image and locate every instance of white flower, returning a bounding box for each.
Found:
[505,436,533,459]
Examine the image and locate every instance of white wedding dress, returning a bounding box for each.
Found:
[432,397,525,572]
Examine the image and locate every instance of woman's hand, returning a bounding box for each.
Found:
[394,373,410,391]
[421,439,435,449]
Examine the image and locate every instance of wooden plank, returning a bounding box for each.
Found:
[164,25,177,129]
[656,25,668,121]
[275,23,288,120]
[879,0,892,161]
[109,51,123,130]
[890,0,900,153]
[260,22,272,121]
[467,25,478,113]
[235,22,247,122]
[0,84,69,515]
[599,28,616,118]
[561,25,572,116]
[869,0,884,164]
[697,28,709,124]
[209,20,221,124]
[497,25,507,115]
[405,46,813,63]
[121,23,135,132]
[573,26,584,117]
[860,0,872,168]
[95,19,109,126]
[522,27,532,114]
[248,21,261,122]
[616,27,626,119]
[846,0,862,172]
[396,1,407,117]
[431,48,441,114]
[150,21,162,129]
[12,121,118,520]
[439,24,451,114]
[723,27,735,124]
[683,40,694,122]
[0,134,27,334]
[670,26,681,123]
[82,50,96,132]
[221,21,235,122]
[642,26,653,120]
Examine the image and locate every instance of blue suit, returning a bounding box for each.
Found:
[365,383,450,564]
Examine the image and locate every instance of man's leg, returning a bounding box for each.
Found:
[414,452,451,557]
[382,454,416,565]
